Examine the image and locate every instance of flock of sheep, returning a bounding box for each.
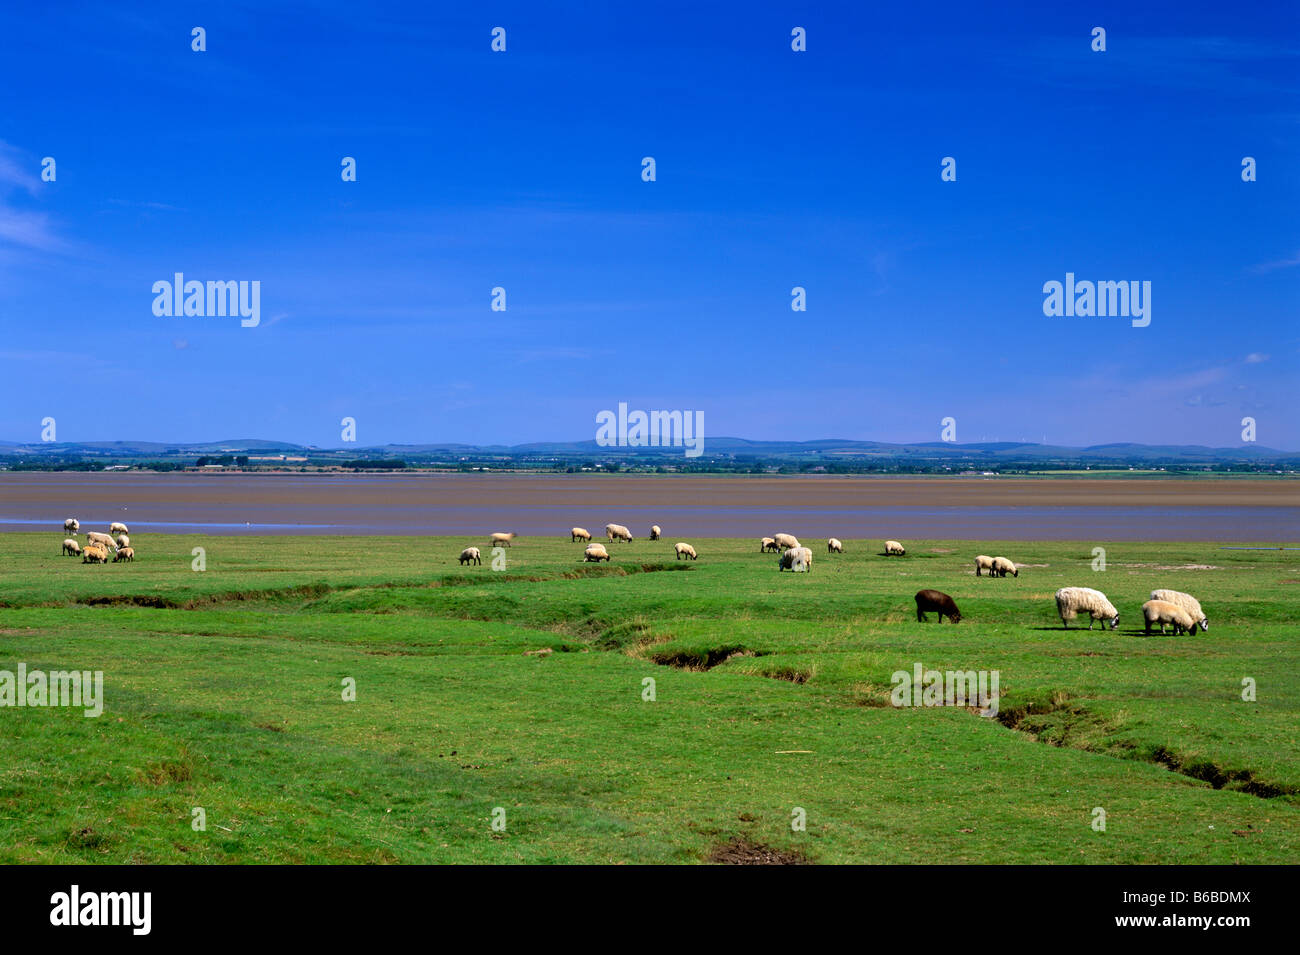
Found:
[455,526,1211,636]
[59,517,135,564]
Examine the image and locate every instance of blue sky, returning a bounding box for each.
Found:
[1,1,1297,448]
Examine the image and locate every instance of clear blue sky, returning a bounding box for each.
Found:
[1,1,1296,448]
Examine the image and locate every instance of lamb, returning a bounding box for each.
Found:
[570,527,592,542]
[1149,589,1208,631]
[884,540,906,556]
[772,533,800,551]
[827,538,843,554]
[489,532,516,547]
[82,544,108,564]
[649,525,661,541]
[113,547,135,563]
[974,555,994,576]
[991,556,1019,578]
[760,537,779,553]
[85,531,117,551]
[61,538,81,556]
[584,542,611,562]
[115,534,130,549]
[778,546,813,572]
[1054,587,1119,631]
[109,522,129,535]
[674,542,698,560]
[1142,599,1202,635]
[63,518,80,536]
[915,589,961,624]
[605,523,633,543]
[459,546,482,566]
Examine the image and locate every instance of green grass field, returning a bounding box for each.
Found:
[0,532,1296,863]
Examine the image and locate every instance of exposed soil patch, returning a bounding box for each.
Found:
[651,645,767,671]
[708,838,808,865]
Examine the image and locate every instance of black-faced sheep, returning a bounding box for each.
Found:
[86,531,116,551]
[991,556,1018,578]
[115,534,130,549]
[1142,599,1201,635]
[63,518,79,536]
[490,532,516,547]
[82,545,108,564]
[571,527,592,542]
[605,524,633,543]
[828,538,843,554]
[674,542,697,560]
[778,546,813,572]
[773,533,800,551]
[1149,589,1208,631]
[649,525,661,541]
[584,542,611,562]
[974,555,994,576]
[760,537,778,553]
[62,538,81,556]
[459,546,482,565]
[884,540,906,556]
[109,522,129,535]
[915,589,961,623]
[1054,587,1119,630]
[113,547,134,563]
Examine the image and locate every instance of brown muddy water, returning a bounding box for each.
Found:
[1,472,1296,542]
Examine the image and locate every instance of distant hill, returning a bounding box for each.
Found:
[2,437,1297,471]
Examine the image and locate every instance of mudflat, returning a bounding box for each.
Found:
[1,472,1296,540]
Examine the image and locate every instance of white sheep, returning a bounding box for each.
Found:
[778,546,813,573]
[63,518,80,536]
[827,538,843,554]
[109,522,129,535]
[584,542,611,562]
[115,534,130,549]
[1149,589,1208,631]
[1142,599,1201,635]
[490,532,516,547]
[674,542,697,560]
[760,537,778,553]
[773,533,800,551]
[974,555,994,576]
[649,525,662,541]
[86,531,117,552]
[605,523,633,543]
[113,547,135,563]
[884,540,905,556]
[82,544,109,564]
[61,538,81,556]
[571,527,592,542]
[991,556,1019,578]
[459,546,482,566]
[1054,587,1119,630]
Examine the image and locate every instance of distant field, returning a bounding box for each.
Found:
[0,532,1296,863]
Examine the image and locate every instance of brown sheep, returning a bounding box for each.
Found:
[915,589,961,624]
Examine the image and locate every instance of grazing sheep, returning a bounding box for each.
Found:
[113,547,135,563]
[674,542,698,561]
[827,538,843,554]
[86,531,116,551]
[63,518,80,536]
[915,589,961,624]
[459,546,482,566]
[570,527,592,543]
[773,533,800,551]
[649,525,661,541]
[490,532,516,547]
[61,538,81,556]
[82,545,108,564]
[974,555,995,576]
[884,540,906,556]
[778,546,813,573]
[1054,587,1119,631]
[115,534,130,549]
[1142,599,1202,635]
[991,556,1019,578]
[1150,589,1208,631]
[760,537,779,553]
[605,523,633,543]
[109,522,129,535]
[584,542,611,562]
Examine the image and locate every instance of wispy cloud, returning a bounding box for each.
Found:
[1250,250,1300,273]
[0,140,68,253]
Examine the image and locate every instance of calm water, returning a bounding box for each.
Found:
[2,472,1297,541]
